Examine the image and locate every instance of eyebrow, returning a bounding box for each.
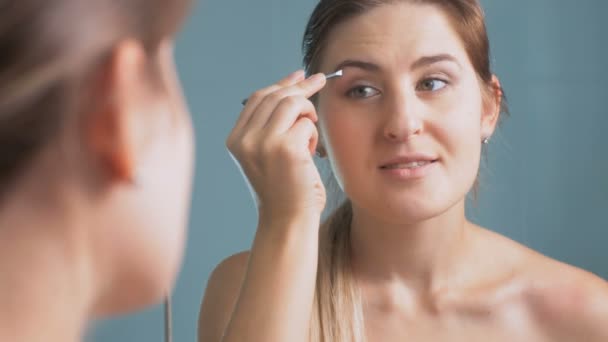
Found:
[411,53,461,70]
[331,53,461,73]
[332,59,381,73]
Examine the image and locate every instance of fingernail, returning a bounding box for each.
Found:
[308,73,325,83]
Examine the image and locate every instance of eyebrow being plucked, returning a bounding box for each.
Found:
[332,59,381,73]
[331,53,461,74]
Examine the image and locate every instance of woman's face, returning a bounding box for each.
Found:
[316,3,499,223]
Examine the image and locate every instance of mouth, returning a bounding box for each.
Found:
[379,159,439,170]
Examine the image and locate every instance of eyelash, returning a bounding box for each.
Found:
[416,77,449,92]
[346,85,379,99]
[345,77,450,99]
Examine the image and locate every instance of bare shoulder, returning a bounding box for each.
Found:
[465,227,608,340]
[197,251,250,342]
[521,251,608,341]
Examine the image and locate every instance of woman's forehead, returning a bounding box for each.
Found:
[319,3,469,71]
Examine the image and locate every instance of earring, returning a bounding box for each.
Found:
[315,145,327,158]
[482,137,490,144]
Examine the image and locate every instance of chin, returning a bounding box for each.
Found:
[93,238,183,317]
[352,183,462,225]
[93,263,177,318]
[383,200,452,224]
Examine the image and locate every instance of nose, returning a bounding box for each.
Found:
[382,90,423,142]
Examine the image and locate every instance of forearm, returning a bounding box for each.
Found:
[222,214,320,342]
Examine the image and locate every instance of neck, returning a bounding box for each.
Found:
[350,199,474,294]
[0,172,95,342]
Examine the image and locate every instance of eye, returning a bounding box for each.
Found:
[346,85,380,99]
[416,78,448,92]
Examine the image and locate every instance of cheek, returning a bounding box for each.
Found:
[138,116,194,286]
[320,107,374,175]
[98,109,194,314]
[438,113,480,154]
[432,95,484,184]
[161,119,194,248]
[434,86,484,152]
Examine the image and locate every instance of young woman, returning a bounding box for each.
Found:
[0,0,194,340]
[198,1,608,341]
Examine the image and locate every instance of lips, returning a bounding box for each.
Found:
[381,160,433,169]
[379,155,438,170]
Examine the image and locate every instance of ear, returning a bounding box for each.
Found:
[85,40,151,184]
[480,74,502,140]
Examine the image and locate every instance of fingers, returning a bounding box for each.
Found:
[288,117,319,156]
[227,71,326,162]
[232,70,305,133]
[265,95,317,135]
[244,73,326,130]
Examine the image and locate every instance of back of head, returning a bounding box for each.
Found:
[0,0,195,318]
[0,0,191,197]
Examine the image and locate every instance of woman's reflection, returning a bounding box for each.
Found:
[198,1,608,341]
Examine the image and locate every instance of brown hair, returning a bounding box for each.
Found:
[0,0,192,196]
[302,1,507,341]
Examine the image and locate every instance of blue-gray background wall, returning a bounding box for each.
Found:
[90,0,608,341]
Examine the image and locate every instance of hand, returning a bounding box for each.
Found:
[226,70,327,221]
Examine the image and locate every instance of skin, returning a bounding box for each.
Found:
[0,39,194,342]
[198,3,608,342]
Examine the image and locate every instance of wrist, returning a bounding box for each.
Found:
[258,207,321,228]
[255,210,321,246]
